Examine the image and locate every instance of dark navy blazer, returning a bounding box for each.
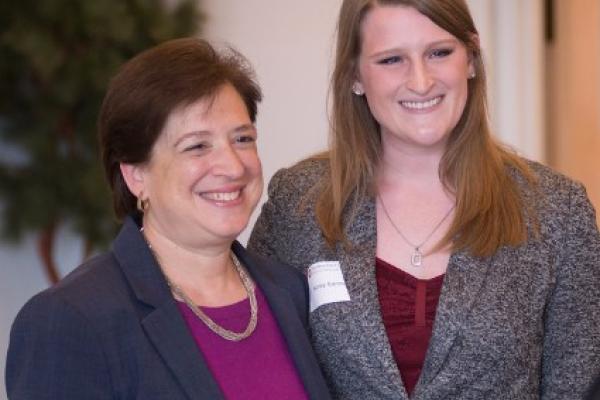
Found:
[6,217,331,400]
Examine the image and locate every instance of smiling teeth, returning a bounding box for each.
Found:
[202,191,241,201]
[401,96,442,110]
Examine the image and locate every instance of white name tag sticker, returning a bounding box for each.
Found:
[307,261,351,312]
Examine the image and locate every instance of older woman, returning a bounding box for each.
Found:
[248,1,600,399]
[6,38,331,400]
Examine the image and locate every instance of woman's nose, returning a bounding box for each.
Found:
[406,60,434,94]
[212,143,245,178]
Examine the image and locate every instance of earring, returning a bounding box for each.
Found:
[352,82,364,96]
[469,71,476,79]
[137,195,149,213]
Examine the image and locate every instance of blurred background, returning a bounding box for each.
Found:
[0,1,598,397]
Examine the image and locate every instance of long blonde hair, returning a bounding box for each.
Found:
[315,0,535,257]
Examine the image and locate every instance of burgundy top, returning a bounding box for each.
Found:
[375,257,445,397]
[176,287,308,400]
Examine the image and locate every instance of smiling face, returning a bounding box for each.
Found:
[356,5,474,154]
[121,83,263,249]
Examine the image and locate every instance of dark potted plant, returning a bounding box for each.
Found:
[0,0,202,283]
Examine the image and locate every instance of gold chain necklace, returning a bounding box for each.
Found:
[378,196,455,267]
[141,229,258,341]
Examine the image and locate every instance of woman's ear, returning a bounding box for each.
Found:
[120,163,146,198]
[468,33,480,77]
[352,81,365,96]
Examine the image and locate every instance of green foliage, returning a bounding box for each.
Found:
[0,0,202,248]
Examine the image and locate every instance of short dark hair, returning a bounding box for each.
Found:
[98,38,262,220]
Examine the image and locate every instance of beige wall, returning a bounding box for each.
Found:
[201,0,343,243]
[548,0,600,221]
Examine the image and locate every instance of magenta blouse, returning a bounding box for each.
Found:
[176,286,309,400]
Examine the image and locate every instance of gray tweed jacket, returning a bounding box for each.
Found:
[248,158,600,400]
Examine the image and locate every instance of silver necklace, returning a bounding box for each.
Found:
[378,196,455,267]
[141,229,258,341]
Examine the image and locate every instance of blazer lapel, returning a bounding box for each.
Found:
[142,305,224,400]
[417,250,493,387]
[112,217,224,400]
[336,196,409,399]
[234,243,330,400]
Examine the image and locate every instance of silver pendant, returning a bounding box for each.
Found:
[411,248,423,267]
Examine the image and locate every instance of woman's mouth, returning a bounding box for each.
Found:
[200,190,242,202]
[400,95,443,110]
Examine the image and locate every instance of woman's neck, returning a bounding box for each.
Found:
[379,145,445,188]
[141,219,245,307]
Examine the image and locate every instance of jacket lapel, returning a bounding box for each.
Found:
[336,196,409,399]
[112,217,224,400]
[417,250,493,387]
[234,243,330,400]
[142,305,224,399]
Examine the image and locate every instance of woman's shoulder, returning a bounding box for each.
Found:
[533,160,592,208]
[235,242,305,287]
[526,159,583,191]
[267,155,329,196]
[512,158,596,228]
[509,158,587,201]
[15,251,128,325]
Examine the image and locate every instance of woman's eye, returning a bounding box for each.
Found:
[377,55,402,65]
[236,135,256,144]
[183,142,209,152]
[430,48,454,58]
